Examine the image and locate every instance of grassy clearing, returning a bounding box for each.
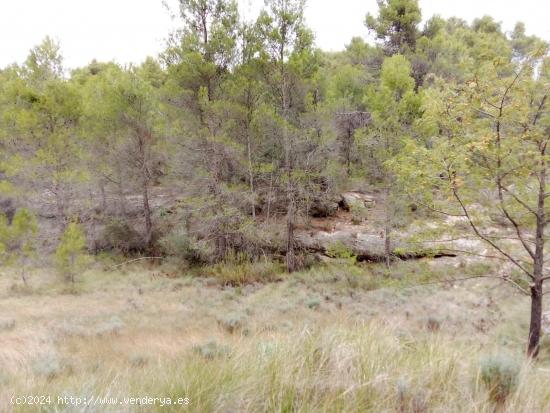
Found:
[0,259,549,412]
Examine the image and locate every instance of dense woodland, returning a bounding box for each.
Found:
[1,0,550,357]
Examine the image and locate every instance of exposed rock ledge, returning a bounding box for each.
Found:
[295,229,446,262]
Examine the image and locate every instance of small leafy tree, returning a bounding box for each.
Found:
[397,50,550,357]
[10,209,38,286]
[361,54,421,267]
[55,222,87,283]
[0,208,39,286]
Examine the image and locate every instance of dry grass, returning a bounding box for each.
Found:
[0,259,549,412]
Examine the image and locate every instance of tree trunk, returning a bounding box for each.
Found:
[384,222,391,268]
[346,128,352,176]
[21,267,28,287]
[528,158,546,358]
[69,254,75,284]
[116,162,126,217]
[246,129,256,219]
[528,280,543,357]
[54,183,66,232]
[266,168,273,223]
[142,179,152,249]
[286,196,296,273]
[384,186,392,268]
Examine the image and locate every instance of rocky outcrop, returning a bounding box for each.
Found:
[309,195,341,218]
[296,228,430,262]
[339,192,376,211]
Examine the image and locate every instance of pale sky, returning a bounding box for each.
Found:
[0,0,549,70]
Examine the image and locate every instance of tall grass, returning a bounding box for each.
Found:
[4,321,550,412]
[1,260,548,412]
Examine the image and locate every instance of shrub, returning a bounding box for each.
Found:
[203,259,284,286]
[52,319,87,338]
[0,208,39,286]
[306,297,321,310]
[480,354,520,405]
[129,355,149,367]
[158,226,208,265]
[32,353,62,379]
[101,218,144,254]
[95,316,125,336]
[426,316,441,332]
[55,222,88,283]
[396,379,429,413]
[349,202,368,225]
[217,313,249,335]
[192,340,231,360]
[326,241,357,264]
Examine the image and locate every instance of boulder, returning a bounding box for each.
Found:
[309,196,341,218]
[339,192,376,211]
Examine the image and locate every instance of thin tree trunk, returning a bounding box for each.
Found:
[116,162,126,217]
[281,47,296,273]
[527,161,546,357]
[266,168,273,223]
[246,129,256,219]
[69,254,75,283]
[346,128,352,176]
[528,279,543,357]
[384,185,392,268]
[286,193,296,273]
[285,128,295,272]
[384,222,391,268]
[142,178,152,249]
[54,183,66,231]
[21,266,28,287]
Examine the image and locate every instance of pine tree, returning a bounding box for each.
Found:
[55,222,87,283]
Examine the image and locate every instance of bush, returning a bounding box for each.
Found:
[396,378,429,413]
[203,258,284,286]
[426,316,441,332]
[55,222,88,283]
[192,340,231,360]
[101,218,144,254]
[306,297,321,310]
[158,226,208,265]
[32,353,63,379]
[217,313,249,335]
[95,316,125,336]
[349,202,368,225]
[480,354,520,404]
[326,241,357,264]
[129,355,149,367]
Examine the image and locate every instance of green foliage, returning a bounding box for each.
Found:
[326,241,357,264]
[158,226,209,265]
[480,354,520,404]
[101,219,144,254]
[366,0,421,53]
[0,208,38,285]
[55,222,87,283]
[203,258,284,286]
